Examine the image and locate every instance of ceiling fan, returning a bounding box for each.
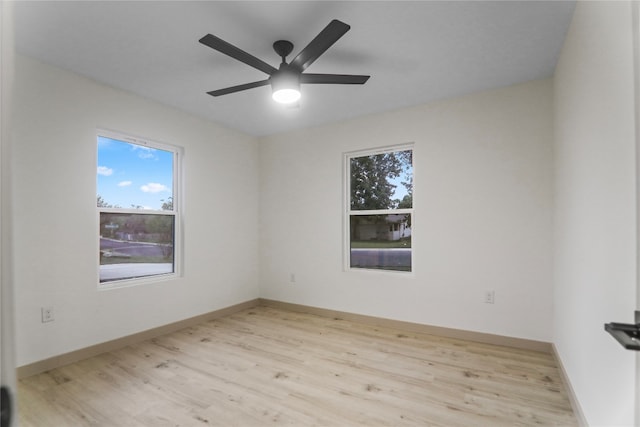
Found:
[199,19,370,104]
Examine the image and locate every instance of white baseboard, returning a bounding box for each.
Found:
[259,298,553,353]
[17,298,261,378]
[551,343,589,427]
[19,296,572,397]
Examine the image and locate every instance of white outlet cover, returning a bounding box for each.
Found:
[41,307,54,322]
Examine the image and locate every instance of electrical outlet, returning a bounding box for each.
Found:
[484,291,495,304]
[41,306,54,323]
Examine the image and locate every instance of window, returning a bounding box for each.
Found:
[345,145,413,272]
[97,130,180,285]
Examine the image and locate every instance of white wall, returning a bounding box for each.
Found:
[1,2,18,425]
[12,5,640,422]
[553,1,637,425]
[12,55,260,367]
[259,79,554,342]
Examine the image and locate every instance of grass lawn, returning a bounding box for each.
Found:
[351,238,411,249]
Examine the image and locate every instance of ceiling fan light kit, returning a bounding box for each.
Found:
[199,19,370,105]
[270,66,301,104]
[272,87,301,104]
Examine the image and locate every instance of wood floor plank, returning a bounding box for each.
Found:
[18,305,577,426]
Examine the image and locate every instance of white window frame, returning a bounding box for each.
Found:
[96,129,182,289]
[343,143,414,273]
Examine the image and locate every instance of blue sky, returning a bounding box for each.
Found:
[390,158,412,203]
[97,136,174,210]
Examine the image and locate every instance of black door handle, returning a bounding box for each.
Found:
[605,310,640,351]
[1,386,11,427]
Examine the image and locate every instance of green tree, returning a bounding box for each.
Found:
[350,150,413,240]
[350,150,413,210]
[161,197,173,211]
[97,195,115,208]
[350,152,403,210]
[97,195,123,209]
[397,195,413,209]
[396,150,413,209]
[99,212,127,238]
[147,215,174,259]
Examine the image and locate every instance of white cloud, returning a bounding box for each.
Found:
[131,145,157,160]
[118,181,132,187]
[97,166,113,176]
[140,183,169,193]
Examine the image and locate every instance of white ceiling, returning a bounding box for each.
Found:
[14,1,576,137]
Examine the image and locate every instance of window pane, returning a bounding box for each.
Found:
[350,149,412,210]
[99,212,174,283]
[97,136,174,211]
[350,214,411,271]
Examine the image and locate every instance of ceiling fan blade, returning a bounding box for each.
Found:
[300,74,370,85]
[207,80,270,97]
[199,34,277,75]
[289,20,350,72]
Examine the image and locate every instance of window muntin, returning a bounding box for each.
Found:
[346,146,413,272]
[97,131,179,285]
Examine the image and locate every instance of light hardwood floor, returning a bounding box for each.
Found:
[18,306,577,426]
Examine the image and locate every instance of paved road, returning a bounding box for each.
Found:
[350,248,411,269]
[100,238,168,258]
